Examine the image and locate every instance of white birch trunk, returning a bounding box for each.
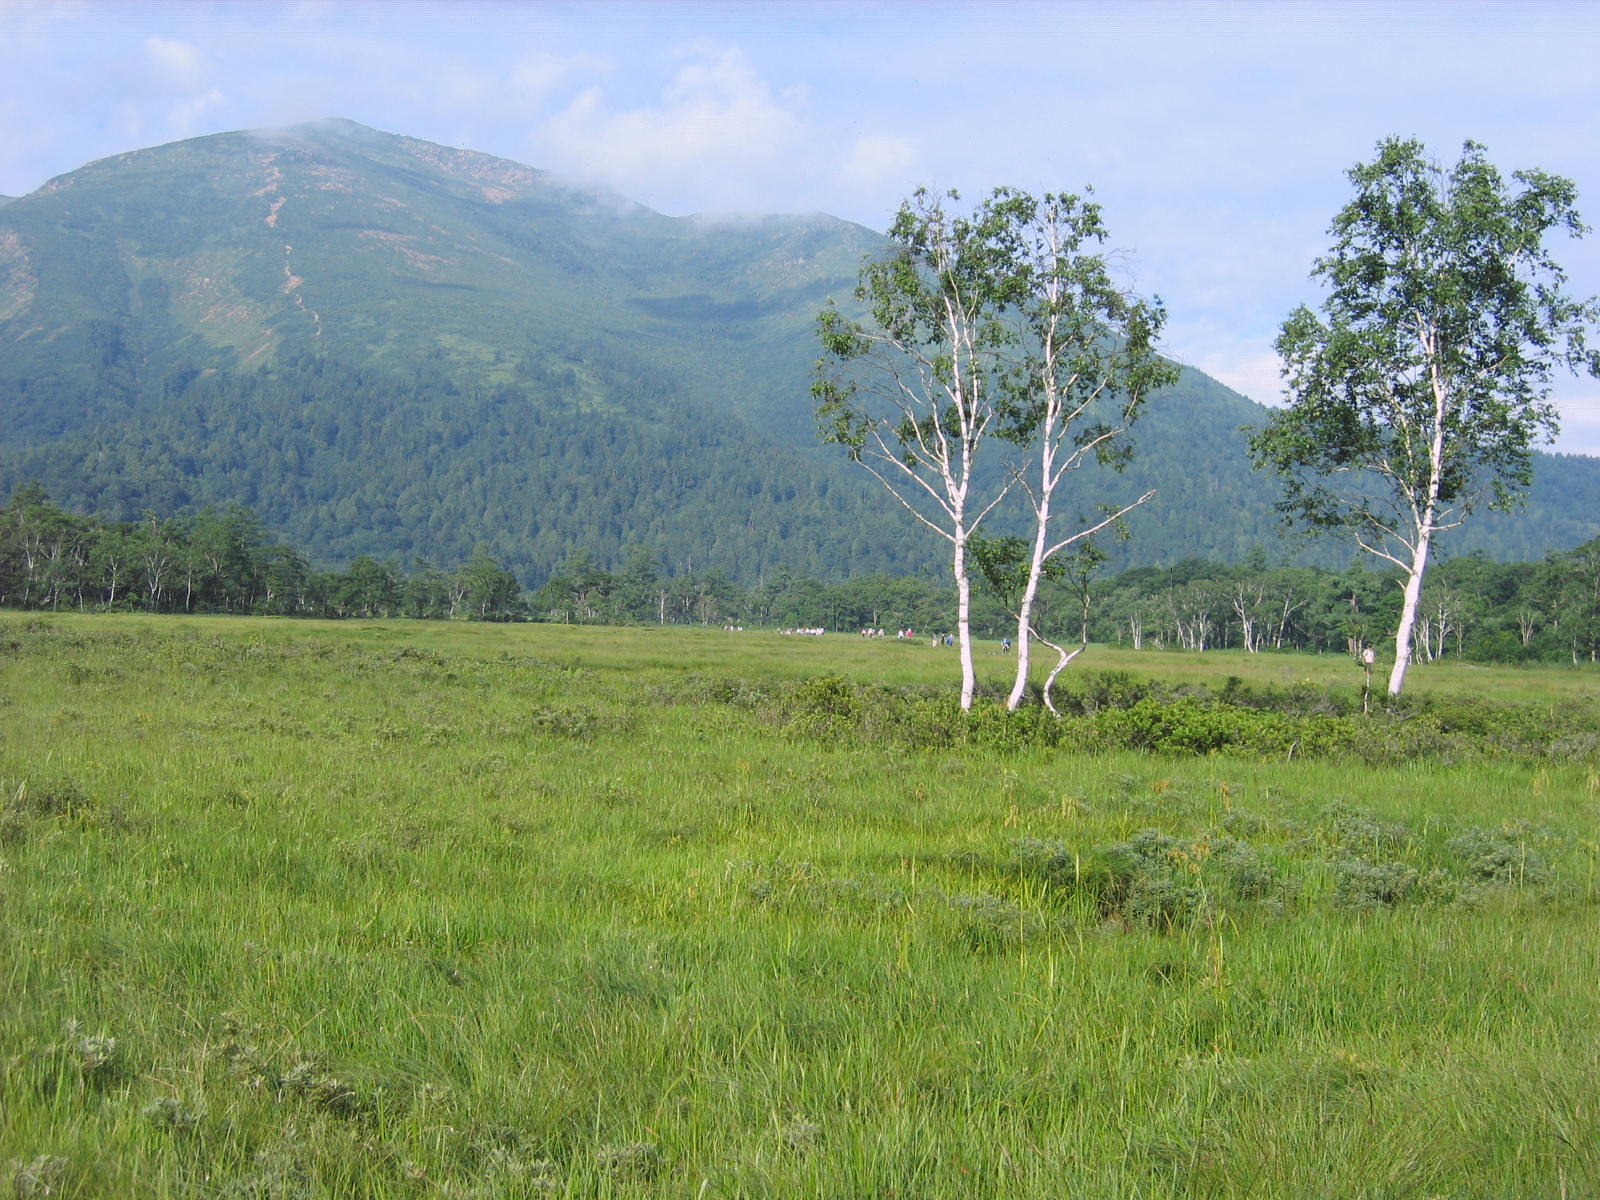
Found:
[954,530,976,709]
[1006,492,1052,710]
[1518,608,1537,646]
[1037,636,1086,717]
[1389,327,1448,697]
[1388,533,1433,695]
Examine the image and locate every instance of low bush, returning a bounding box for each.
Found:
[767,670,1598,765]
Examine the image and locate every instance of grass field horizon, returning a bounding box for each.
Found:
[3,613,1597,1197]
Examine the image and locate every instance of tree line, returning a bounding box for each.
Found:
[536,540,1600,666]
[1086,547,1600,666]
[5,482,1597,666]
[0,483,523,621]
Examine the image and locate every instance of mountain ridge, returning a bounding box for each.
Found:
[1,119,1596,583]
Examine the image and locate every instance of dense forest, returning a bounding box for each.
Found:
[6,485,1597,666]
[0,349,933,585]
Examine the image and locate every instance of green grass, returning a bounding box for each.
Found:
[2,614,1598,1197]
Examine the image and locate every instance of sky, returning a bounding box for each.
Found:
[4,0,1600,455]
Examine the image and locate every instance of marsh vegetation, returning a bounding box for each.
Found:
[2,615,1597,1197]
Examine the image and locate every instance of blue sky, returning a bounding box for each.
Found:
[5,0,1599,454]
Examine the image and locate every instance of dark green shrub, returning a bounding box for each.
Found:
[1212,838,1280,901]
[1218,808,1267,838]
[1058,669,1157,715]
[961,700,1065,753]
[1083,830,1210,929]
[1009,837,1077,885]
[947,892,1059,950]
[1123,873,1206,929]
[1091,698,1308,757]
[6,775,96,819]
[526,705,598,740]
[783,674,861,740]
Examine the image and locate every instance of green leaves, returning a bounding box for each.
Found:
[812,185,1178,708]
[1254,137,1599,532]
[1250,137,1600,694]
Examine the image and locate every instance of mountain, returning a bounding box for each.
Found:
[1,119,1596,583]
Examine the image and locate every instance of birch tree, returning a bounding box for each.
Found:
[973,535,1105,715]
[1227,576,1270,652]
[816,187,1171,710]
[815,188,1032,709]
[998,191,1176,709]
[1250,138,1600,696]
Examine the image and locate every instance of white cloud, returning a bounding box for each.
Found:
[124,35,227,141]
[510,49,609,111]
[167,87,226,132]
[144,35,203,86]
[838,133,919,194]
[532,43,810,211]
[1182,346,1285,408]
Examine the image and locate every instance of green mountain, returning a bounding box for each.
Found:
[1,119,1596,583]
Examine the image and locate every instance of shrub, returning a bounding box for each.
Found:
[595,1142,661,1177]
[783,674,861,741]
[1212,838,1280,901]
[1058,670,1157,714]
[1331,859,1419,908]
[1091,697,1307,757]
[1009,837,1078,886]
[947,891,1061,950]
[1446,824,1553,887]
[4,775,97,820]
[1085,830,1210,929]
[8,1156,68,1199]
[1317,802,1411,856]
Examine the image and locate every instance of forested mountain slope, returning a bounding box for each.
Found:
[1,119,1595,583]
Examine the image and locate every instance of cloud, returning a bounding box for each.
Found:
[838,133,920,194]
[1181,345,1286,408]
[532,43,810,212]
[510,49,609,111]
[144,35,204,86]
[128,35,228,140]
[166,87,227,133]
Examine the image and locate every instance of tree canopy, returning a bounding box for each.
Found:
[815,186,1173,709]
[815,187,1036,708]
[1250,137,1600,695]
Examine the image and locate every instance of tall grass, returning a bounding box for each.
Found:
[2,614,1597,1197]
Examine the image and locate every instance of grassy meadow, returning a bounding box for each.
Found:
[3,614,1598,1198]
